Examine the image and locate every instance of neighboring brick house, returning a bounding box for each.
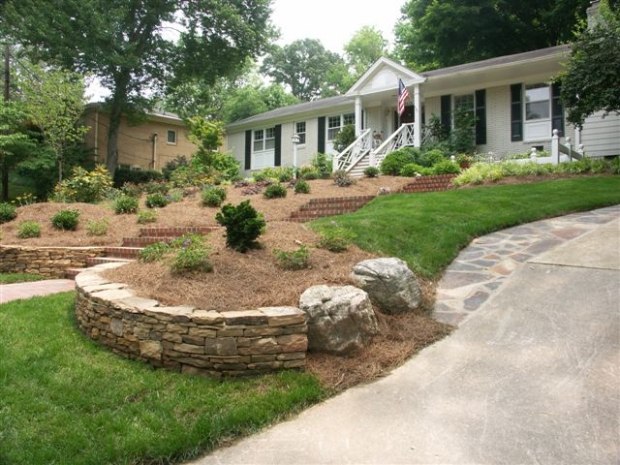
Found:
[83,103,197,171]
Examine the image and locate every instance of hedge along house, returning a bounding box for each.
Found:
[225,44,620,177]
[82,103,197,172]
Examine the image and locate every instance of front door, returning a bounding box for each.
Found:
[394,104,415,128]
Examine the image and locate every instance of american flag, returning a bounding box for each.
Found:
[397,78,410,116]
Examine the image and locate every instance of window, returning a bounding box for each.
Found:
[524,83,551,141]
[295,122,306,144]
[454,94,474,113]
[253,127,275,152]
[327,113,355,140]
[167,129,177,144]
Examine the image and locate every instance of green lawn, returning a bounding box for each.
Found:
[313,176,620,278]
[1,175,619,465]
[0,293,324,465]
[0,273,47,284]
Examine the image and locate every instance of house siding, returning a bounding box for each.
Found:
[580,112,620,157]
[83,109,196,171]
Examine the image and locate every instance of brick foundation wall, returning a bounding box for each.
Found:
[74,264,308,378]
[0,245,106,278]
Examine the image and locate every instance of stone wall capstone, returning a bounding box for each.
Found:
[74,263,308,378]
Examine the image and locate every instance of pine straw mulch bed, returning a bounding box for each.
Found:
[2,175,453,391]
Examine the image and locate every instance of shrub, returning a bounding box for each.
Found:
[215,200,266,253]
[420,149,447,167]
[201,186,227,207]
[0,202,17,224]
[294,179,311,194]
[119,182,142,198]
[139,242,170,262]
[51,209,80,231]
[299,166,320,180]
[400,163,431,177]
[145,192,170,208]
[333,169,355,187]
[274,245,310,270]
[17,221,41,238]
[311,153,333,179]
[113,166,163,188]
[170,234,212,274]
[263,183,287,199]
[52,166,113,203]
[316,226,356,252]
[137,210,158,224]
[364,166,380,178]
[167,189,184,203]
[86,219,109,236]
[162,155,189,180]
[253,167,294,183]
[432,160,461,175]
[380,147,421,175]
[113,194,139,214]
[332,125,356,152]
[144,181,170,195]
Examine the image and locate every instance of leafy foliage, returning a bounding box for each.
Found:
[311,153,333,179]
[333,170,355,187]
[344,26,389,76]
[380,147,421,175]
[145,193,169,209]
[51,209,80,231]
[170,234,212,274]
[201,186,227,207]
[215,200,265,253]
[113,167,163,188]
[400,163,432,177]
[51,166,113,203]
[17,220,40,239]
[273,245,310,270]
[332,125,356,152]
[113,195,139,214]
[0,202,17,224]
[432,160,461,175]
[558,0,620,127]
[294,179,311,194]
[139,242,171,263]
[136,210,158,224]
[316,225,357,252]
[263,183,287,199]
[86,219,109,236]
[364,166,380,178]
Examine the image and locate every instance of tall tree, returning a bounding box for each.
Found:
[220,83,298,123]
[344,26,389,76]
[260,39,347,101]
[559,0,620,127]
[395,0,591,70]
[2,0,275,173]
[19,63,88,182]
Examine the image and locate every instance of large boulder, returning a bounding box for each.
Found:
[299,285,379,355]
[350,257,421,314]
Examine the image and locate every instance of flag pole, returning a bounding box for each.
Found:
[397,77,401,128]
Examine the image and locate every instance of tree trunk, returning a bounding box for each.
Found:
[105,76,129,175]
[2,44,10,201]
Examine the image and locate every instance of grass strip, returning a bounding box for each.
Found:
[0,273,47,284]
[0,292,324,465]
[313,176,620,278]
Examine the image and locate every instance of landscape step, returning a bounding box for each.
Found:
[138,226,218,238]
[86,257,133,267]
[65,267,86,280]
[104,247,143,259]
[122,236,176,247]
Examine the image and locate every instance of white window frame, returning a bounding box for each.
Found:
[524,83,551,142]
[295,121,306,145]
[166,129,177,145]
[453,94,475,128]
[253,127,276,153]
[327,113,355,142]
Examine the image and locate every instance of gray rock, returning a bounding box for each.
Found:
[299,285,379,355]
[351,257,421,314]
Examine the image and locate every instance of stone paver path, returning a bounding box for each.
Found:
[433,204,620,326]
[0,279,75,304]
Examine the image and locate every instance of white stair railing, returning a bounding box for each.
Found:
[551,129,584,164]
[333,128,373,172]
[369,123,416,167]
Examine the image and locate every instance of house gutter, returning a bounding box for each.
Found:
[94,109,99,164]
[151,133,158,170]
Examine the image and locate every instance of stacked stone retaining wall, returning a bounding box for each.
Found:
[0,245,105,278]
[74,264,308,377]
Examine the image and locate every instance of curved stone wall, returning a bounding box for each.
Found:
[0,245,105,278]
[74,263,308,377]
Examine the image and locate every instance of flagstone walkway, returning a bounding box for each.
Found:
[433,204,620,326]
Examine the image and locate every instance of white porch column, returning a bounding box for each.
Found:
[355,96,363,136]
[413,84,422,148]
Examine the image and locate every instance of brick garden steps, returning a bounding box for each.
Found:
[289,195,375,222]
[86,257,134,267]
[104,247,143,259]
[138,226,219,237]
[400,174,457,193]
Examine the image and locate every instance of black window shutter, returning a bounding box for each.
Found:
[510,84,523,142]
[551,83,564,136]
[475,89,486,145]
[440,95,451,134]
[244,130,252,170]
[317,116,326,153]
[274,124,282,166]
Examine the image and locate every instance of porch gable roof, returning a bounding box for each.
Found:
[346,56,425,96]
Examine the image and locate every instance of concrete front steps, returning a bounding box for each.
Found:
[65,227,219,279]
[400,174,457,193]
[288,195,375,222]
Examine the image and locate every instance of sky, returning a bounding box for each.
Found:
[270,0,405,53]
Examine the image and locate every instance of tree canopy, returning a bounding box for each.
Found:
[559,0,620,127]
[2,0,275,172]
[395,0,592,70]
[344,26,389,76]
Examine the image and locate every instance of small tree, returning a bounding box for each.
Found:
[19,63,88,182]
[558,1,620,127]
[333,125,356,152]
[0,100,35,201]
[215,200,265,253]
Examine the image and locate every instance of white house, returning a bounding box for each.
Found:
[225,44,620,176]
